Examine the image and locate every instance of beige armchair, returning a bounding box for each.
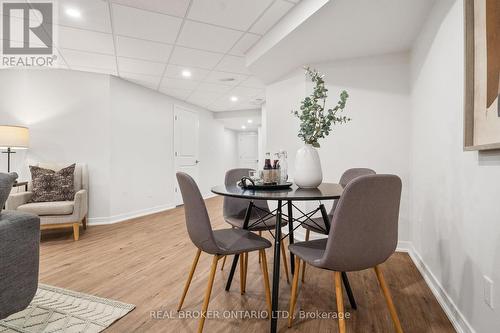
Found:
[6,163,88,241]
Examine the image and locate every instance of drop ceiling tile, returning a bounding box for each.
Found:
[159,87,192,100]
[210,98,247,111]
[164,64,210,81]
[161,77,201,90]
[187,90,221,106]
[188,0,273,31]
[208,105,228,112]
[116,36,172,62]
[56,0,112,33]
[117,57,166,75]
[228,33,261,56]
[177,21,242,53]
[61,49,116,71]
[57,26,114,55]
[203,71,247,86]
[169,46,223,69]
[231,86,265,99]
[111,0,190,17]
[215,55,251,75]
[120,72,162,89]
[72,65,118,76]
[112,4,182,43]
[240,76,265,89]
[250,0,294,35]
[195,82,232,94]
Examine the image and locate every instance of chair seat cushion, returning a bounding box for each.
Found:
[289,238,327,267]
[17,201,74,216]
[225,213,288,231]
[301,216,331,234]
[213,228,272,255]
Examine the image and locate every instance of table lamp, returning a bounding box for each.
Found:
[0,125,29,173]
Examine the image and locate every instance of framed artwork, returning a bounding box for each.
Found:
[464,0,500,151]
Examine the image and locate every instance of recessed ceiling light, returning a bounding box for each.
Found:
[65,8,81,18]
[230,96,238,102]
[247,119,253,124]
[181,70,192,78]
[241,125,246,129]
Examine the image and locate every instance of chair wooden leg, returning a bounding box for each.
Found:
[82,216,87,230]
[198,255,219,333]
[72,223,80,241]
[243,252,248,292]
[220,256,227,271]
[240,252,246,295]
[178,249,202,311]
[334,271,346,333]
[301,229,310,282]
[258,231,262,263]
[259,249,272,316]
[280,241,290,284]
[374,265,404,333]
[288,257,301,328]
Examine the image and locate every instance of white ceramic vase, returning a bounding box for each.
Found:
[294,144,322,188]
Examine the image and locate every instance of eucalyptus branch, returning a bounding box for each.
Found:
[291,67,350,148]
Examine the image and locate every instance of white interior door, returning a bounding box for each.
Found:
[174,105,199,205]
[238,132,259,169]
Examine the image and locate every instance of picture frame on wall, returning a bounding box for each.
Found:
[464,0,500,151]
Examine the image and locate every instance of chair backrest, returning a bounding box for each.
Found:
[176,172,220,254]
[223,168,270,218]
[339,168,376,187]
[319,174,402,271]
[34,163,88,192]
[0,172,18,210]
[329,168,376,215]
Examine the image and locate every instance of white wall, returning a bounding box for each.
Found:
[109,77,176,220]
[0,69,238,223]
[265,53,412,240]
[410,0,500,331]
[0,69,112,219]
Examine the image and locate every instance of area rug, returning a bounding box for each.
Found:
[0,284,135,333]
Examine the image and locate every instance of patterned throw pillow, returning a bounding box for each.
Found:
[29,164,76,203]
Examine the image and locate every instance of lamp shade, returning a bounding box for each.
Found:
[0,125,29,149]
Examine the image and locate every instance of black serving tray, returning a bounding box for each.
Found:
[238,179,293,190]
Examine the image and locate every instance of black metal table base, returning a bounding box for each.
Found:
[270,200,282,332]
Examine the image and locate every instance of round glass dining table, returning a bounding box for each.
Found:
[211,183,356,333]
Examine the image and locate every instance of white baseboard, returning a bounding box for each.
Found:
[87,194,217,226]
[405,243,475,333]
[88,204,176,225]
[396,240,412,252]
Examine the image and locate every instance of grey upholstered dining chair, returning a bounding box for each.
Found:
[288,174,403,333]
[300,168,375,282]
[176,172,272,333]
[221,168,291,285]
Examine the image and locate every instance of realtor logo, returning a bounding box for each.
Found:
[2,2,53,54]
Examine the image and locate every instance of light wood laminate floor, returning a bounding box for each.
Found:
[39,196,455,333]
